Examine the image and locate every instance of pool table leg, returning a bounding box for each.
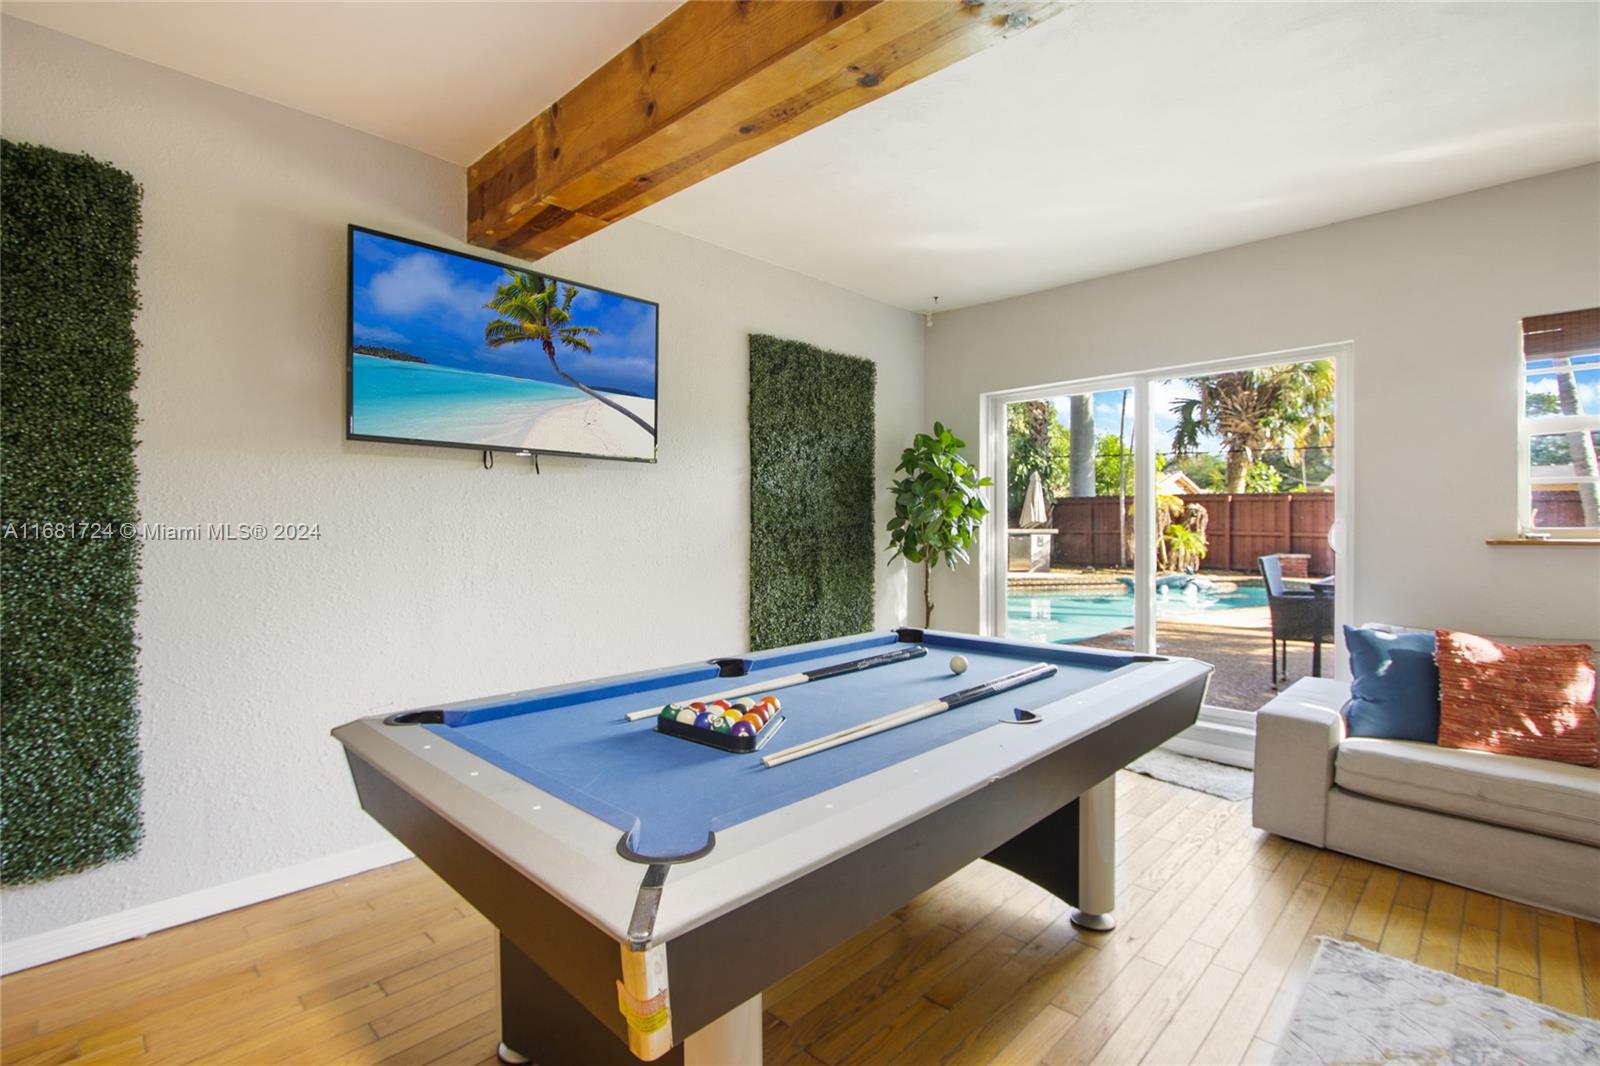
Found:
[1070,778,1117,931]
[683,995,762,1066]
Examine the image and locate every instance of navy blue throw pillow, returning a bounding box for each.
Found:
[1342,625,1440,742]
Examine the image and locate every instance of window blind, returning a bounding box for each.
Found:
[1522,307,1600,360]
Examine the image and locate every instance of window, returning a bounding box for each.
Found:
[1520,309,1600,534]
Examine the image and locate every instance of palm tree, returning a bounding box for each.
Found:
[1170,361,1333,493]
[1551,358,1600,525]
[483,272,656,437]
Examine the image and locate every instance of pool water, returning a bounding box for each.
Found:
[1006,583,1267,644]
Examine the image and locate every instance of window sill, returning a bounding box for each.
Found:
[1486,537,1600,546]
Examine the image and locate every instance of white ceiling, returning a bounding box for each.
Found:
[1,1,681,166]
[6,2,1597,311]
[641,1,1600,310]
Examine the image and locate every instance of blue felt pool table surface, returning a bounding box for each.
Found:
[424,632,1160,861]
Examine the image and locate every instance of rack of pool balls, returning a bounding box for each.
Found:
[654,695,786,753]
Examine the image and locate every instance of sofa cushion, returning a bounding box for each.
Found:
[1435,629,1598,767]
[1342,625,1439,742]
[1335,737,1600,846]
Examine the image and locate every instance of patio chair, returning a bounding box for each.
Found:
[1258,554,1334,687]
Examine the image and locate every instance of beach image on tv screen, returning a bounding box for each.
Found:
[349,229,657,460]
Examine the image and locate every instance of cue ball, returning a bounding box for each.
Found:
[950,655,969,675]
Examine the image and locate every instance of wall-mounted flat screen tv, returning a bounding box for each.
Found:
[347,226,658,462]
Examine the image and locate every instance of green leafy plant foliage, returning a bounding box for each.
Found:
[1,140,144,884]
[1527,392,1572,466]
[1243,461,1283,494]
[1169,360,1334,493]
[886,423,992,627]
[748,335,876,650]
[1005,400,1069,520]
[1163,522,1207,572]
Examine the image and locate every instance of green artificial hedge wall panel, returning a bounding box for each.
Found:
[1,140,144,885]
[748,334,876,651]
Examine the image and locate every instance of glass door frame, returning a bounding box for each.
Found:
[979,341,1355,729]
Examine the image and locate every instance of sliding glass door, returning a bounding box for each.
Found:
[1000,385,1139,651]
[986,345,1349,720]
[1149,358,1337,713]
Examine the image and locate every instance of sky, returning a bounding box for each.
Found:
[350,230,658,398]
[1525,361,1600,420]
[1042,369,1351,461]
[1045,382,1224,455]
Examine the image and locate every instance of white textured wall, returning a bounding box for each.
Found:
[0,18,924,943]
[926,164,1600,644]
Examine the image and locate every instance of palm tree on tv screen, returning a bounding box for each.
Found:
[483,272,656,436]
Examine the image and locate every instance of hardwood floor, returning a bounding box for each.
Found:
[4,772,1597,1065]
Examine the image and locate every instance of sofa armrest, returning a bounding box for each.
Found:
[1252,677,1348,847]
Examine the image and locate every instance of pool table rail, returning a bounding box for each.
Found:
[647,652,1210,943]
[332,629,1213,1064]
[333,630,1213,950]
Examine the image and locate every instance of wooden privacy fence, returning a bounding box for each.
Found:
[1532,488,1586,529]
[1049,492,1335,575]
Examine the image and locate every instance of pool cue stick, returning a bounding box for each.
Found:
[759,662,1056,768]
[760,662,1058,769]
[758,665,1052,766]
[622,645,928,721]
[758,662,1056,768]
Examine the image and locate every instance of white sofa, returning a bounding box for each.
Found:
[1253,676,1600,921]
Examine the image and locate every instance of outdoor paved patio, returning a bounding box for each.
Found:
[1079,618,1329,711]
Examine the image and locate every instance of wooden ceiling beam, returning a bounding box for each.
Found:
[468,0,1065,259]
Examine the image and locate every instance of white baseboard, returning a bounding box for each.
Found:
[0,839,412,975]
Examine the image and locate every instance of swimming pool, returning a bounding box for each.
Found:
[1006,583,1268,644]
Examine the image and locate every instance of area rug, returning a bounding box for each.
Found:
[1125,749,1253,801]
[1274,938,1600,1064]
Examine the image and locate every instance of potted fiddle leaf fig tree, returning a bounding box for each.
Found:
[887,422,993,627]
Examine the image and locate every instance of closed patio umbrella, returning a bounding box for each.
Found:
[1020,470,1051,528]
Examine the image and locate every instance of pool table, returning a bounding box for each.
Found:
[333,628,1210,1065]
